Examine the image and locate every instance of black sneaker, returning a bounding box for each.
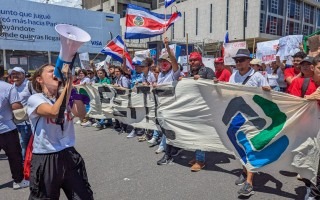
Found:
[157,155,173,165]
[238,182,254,196]
[171,148,183,157]
[235,173,247,185]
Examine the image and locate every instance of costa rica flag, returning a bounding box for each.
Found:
[101,35,134,70]
[165,0,176,8]
[125,4,181,39]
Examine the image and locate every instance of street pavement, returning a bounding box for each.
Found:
[0,125,307,200]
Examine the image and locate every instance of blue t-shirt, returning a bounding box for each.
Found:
[0,81,21,134]
[130,70,143,89]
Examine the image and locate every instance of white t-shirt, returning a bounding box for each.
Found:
[80,77,91,85]
[0,81,20,134]
[115,75,130,88]
[141,71,156,84]
[157,69,181,85]
[14,79,32,106]
[27,93,75,154]
[229,68,269,87]
[267,74,279,87]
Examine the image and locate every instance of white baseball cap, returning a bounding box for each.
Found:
[11,67,25,74]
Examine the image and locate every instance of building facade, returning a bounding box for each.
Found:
[83,0,320,56]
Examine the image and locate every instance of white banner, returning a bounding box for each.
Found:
[75,80,320,183]
[0,0,120,53]
[224,42,247,65]
[256,40,279,63]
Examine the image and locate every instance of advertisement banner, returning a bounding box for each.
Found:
[0,0,120,53]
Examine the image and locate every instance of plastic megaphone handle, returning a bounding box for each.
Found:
[54,53,77,81]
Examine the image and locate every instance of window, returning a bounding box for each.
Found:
[303,25,314,35]
[287,0,300,20]
[261,0,266,11]
[318,9,320,27]
[266,15,283,35]
[196,8,198,35]
[210,4,213,33]
[286,21,300,35]
[244,0,248,27]
[304,4,314,24]
[268,0,284,15]
[183,12,186,37]
[171,24,175,39]
[226,0,229,30]
[260,13,266,33]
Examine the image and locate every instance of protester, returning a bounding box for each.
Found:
[120,55,145,138]
[0,66,29,189]
[229,49,270,197]
[141,58,156,85]
[97,68,111,84]
[287,56,318,97]
[108,65,116,84]
[284,51,307,86]
[78,69,91,85]
[267,62,281,91]
[214,57,231,82]
[11,67,33,160]
[156,37,182,165]
[27,64,93,199]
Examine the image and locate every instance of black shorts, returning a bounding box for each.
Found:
[29,147,94,200]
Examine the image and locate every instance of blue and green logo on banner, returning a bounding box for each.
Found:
[222,95,289,168]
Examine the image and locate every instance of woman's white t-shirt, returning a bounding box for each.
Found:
[80,77,91,85]
[27,93,75,154]
[142,71,156,84]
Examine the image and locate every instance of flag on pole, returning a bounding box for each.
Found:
[101,35,134,70]
[165,0,176,8]
[125,4,181,39]
[224,31,229,44]
[222,31,229,57]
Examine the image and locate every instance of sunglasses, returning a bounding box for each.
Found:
[234,58,247,63]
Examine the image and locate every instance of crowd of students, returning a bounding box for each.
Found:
[1,37,320,199]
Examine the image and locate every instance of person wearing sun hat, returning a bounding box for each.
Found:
[229,49,270,197]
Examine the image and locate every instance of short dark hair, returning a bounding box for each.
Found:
[292,51,307,59]
[109,65,116,69]
[312,55,320,66]
[79,69,88,76]
[0,65,4,78]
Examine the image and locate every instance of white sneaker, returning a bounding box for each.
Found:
[148,138,157,144]
[81,121,92,127]
[155,146,164,154]
[75,120,81,125]
[127,130,136,138]
[13,179,29,190]
[92,123,98,127]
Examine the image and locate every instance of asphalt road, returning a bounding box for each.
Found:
[0,125,307,200]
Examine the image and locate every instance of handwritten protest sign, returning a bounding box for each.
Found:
[276,35,303,59]
[223,42,247,65]
[256,40,279,63]
[79,52,90,70]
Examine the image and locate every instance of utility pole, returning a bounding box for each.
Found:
[243,0,246,41]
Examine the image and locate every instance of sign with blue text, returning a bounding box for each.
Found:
[0,0,120,53]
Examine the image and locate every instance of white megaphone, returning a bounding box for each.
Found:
[54,24,91,79]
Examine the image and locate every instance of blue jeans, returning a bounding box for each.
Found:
[195,150,205,162]
[16,124,32,160]
[152,130,160,139]
[98,119,112,126]
[159,134,167,150]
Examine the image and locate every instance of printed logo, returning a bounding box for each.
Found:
[222,95,289,168]
[133,16,144,26]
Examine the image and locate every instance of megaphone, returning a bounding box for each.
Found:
[54,24,91,79]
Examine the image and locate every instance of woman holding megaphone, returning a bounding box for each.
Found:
[27,64,93,199]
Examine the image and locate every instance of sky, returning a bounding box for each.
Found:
[27,0,82,8]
